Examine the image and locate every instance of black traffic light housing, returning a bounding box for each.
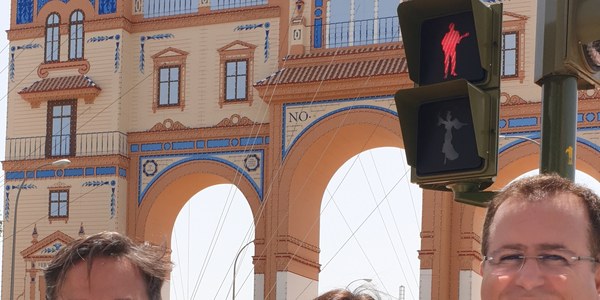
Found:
[535,0,600,89]
[394,0,502,201]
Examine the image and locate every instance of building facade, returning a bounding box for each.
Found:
[3,0,600,299]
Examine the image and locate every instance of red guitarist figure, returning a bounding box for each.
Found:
[441,22,470,79]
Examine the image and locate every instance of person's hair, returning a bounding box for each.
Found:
[481,173,600,257]
[314,288,377,300]
[44,231,171,300]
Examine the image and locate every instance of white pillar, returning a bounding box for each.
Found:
[373,0,379,44]
[459,270,482,300]
[276,271,317,300]
[325,0,331,48]
[349,0,355,46]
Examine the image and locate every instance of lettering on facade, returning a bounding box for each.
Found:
[288,111,309,122]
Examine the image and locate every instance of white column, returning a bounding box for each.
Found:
[325,0,331,48]
[254,274,264,300]
[349,0,355,46]
[420,269,432,300]
[373,0,379,44]
[459,270,482,300]
[276,271,317,300]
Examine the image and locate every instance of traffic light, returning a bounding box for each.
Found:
[394,0,502,194]
[535,0,600,89]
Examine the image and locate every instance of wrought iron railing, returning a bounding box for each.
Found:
[142,0,267,18]
[5,131,128,160]
[312,16,401,49]
[144,0,199,18]
[211,0,267,10]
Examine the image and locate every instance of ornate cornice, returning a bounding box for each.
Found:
[2,155,129,172]
[215,114,256,127]
[20,86,100,108]
[149,119,189,131]
[38,60,90,78]
[256,74,411,103]
[8,7,279,41]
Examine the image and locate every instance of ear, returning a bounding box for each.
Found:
[595,263,600,295]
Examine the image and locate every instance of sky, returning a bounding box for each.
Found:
[2,2,600,300]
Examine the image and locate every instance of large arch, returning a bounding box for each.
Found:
[494,141,600,189]
[276,108,403,280]
[132,159,263,246]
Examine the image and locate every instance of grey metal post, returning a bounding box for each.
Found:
[539,75,578,180]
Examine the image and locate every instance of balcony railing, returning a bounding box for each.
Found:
[5,131,128,160]
[211,0,267,10]
[144,0,198,18]
[142,0,267,18]
[313,16,401,49]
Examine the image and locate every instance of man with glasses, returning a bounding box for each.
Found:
[480,174,600,299]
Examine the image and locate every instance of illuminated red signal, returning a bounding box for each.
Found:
[420,11,484,85]
[441,23,471,79]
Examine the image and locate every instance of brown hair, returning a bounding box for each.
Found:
[314,289,377,300]
[44,231,171,300]
[481,174,600,256]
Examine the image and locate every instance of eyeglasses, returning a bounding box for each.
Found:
[483,253,598,275]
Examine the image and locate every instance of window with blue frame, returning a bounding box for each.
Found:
[69,10,85,60]
[45,13,60,62]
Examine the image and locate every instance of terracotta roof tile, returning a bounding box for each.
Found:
[20,75,99,94]
[255,57,407,86]
[283,44,403,60]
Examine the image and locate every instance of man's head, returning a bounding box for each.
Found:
[44,231,171,300]
[314,288,376,300]
[480,174,600,298]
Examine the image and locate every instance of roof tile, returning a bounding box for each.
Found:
[20,75,99,94]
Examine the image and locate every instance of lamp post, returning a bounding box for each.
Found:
[499,134,541,146]
[345,278,372,291]
[232,239,254,300]
[9,159,71,300]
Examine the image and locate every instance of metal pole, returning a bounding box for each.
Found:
[9,176,27,300]
[232,239,254,300]
[9,159,70,300]
[539,75,578,180]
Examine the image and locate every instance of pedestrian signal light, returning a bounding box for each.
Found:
[394,0,501,194]
[420,12,484,85]
[398,0,502,90]
[417,96,482,176]
[535,0,600,88]
[395,80,498,191]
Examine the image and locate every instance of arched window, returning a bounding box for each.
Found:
[45,13,60,62]
[69,10,84,60]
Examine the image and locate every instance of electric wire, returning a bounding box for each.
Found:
[356,154,410,296]
[367,150,420,289]
[1,4,419,299]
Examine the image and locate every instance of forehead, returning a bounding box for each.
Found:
[58,257,148,300]
[488,192,590,251]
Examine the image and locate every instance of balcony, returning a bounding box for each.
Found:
[312,16,401,49]
[5,131,128,161]
[143,0,268,18]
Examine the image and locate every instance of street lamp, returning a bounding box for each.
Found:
[345,278,372,291]
[9,159,71,300]
[499,134,541,146]
[232,239,254,300]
